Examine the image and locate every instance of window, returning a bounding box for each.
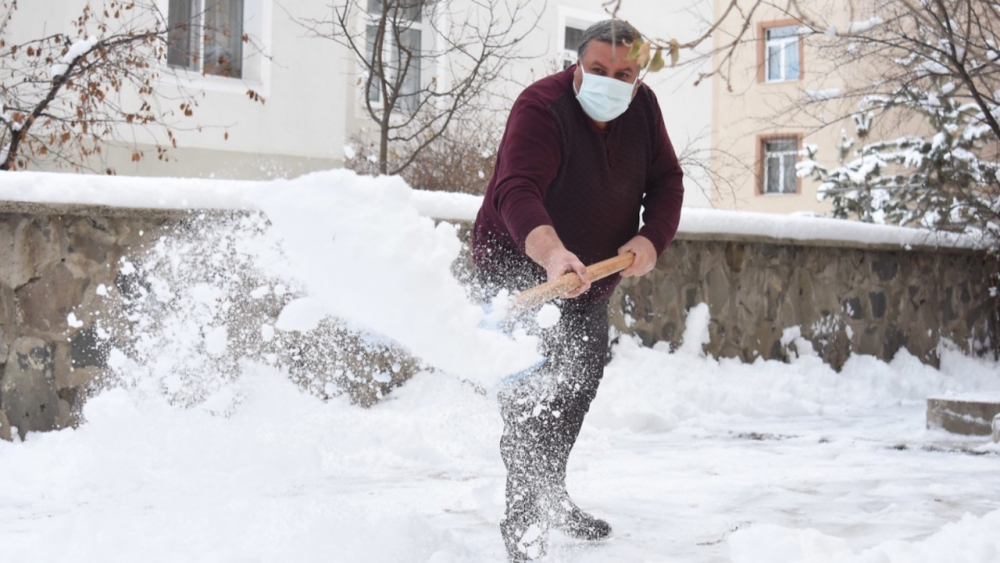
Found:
[561,24,585,69]
[557,7,601,71]
[168,0,244,78]
[760,23,800,83]
[761,137,800,195]
[364,0,424,112]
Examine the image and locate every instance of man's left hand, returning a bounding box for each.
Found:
[618,235,657,278]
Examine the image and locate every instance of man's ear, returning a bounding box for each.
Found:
[573,61,583,94]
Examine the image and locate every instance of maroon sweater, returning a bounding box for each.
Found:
[473,66,685,305]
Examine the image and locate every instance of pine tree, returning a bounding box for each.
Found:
[797,12,1000,238]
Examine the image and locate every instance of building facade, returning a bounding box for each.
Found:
[4,0,714,208]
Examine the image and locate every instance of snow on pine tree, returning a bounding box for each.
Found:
[796,4,1000,240]
[799,78,1000,234]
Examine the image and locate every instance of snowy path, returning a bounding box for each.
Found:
[2,360,997,563]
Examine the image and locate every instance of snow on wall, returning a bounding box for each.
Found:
[0,170,986,250]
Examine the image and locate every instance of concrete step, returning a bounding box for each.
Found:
[926,397,1000,442]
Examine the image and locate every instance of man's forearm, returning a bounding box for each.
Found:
[524,225,565,269]
[524,225,591,297]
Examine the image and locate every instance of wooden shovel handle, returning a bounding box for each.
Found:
[510,252,635,312]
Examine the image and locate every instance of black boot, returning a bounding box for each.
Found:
[550,492,612,540]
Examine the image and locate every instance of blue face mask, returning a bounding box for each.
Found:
[574,67,638,123]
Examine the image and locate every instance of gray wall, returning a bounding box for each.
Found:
[1,205,176,440]
[610,234,998,369]
[1,206,997,440]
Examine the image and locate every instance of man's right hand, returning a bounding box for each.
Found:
[525,225,591,298]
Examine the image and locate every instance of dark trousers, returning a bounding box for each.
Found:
[497,298,609,537]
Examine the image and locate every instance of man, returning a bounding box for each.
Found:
[472,20,685,561]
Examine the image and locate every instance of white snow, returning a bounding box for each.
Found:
[0,171,985,250]
[678,302,710,356]
[805,88,841,102]
[49,37,98,79]
[203,325,229,357]
[274,296,328,333]
[535,303,561,329]
[847,17,884,34]
[260,323,275,342]
[0,170,998,563]
[67,312,84,328]
[64,37,99,62]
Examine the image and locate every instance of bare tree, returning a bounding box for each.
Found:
[0,0,265,173]
[602,0,999,237]
[345,118,501,193]
[297,0,540,177]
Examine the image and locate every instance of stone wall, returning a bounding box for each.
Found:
[0,205,421,441]
[2,206,997,440]
[0,206,175,440]
[609,233,998,369]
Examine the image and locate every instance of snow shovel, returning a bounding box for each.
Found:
[485,252,635,392]
[505,251,635,316]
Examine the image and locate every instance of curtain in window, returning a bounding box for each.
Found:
[167,0,196,69]
[782,38,799,80]
[203,0,243,78]
[368,0,422,22]
[366,25,382,103]
[766,41,783,81]
[395,28,421,112]
[765,139,798,194]
[366,0,423,111]
[564,26,584,52]
[766,26,799,82]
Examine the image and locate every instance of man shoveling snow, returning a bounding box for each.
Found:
[472,19,685,562]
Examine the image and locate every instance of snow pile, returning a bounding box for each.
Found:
[729,509,1000,563]
[587,308,998,433]
[0,364,503,563]
[245,171,539,387]
[81,171,538,410]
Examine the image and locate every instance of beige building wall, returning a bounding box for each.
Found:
[710,0,867,215]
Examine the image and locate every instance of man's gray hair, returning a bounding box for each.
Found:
[577,20,643,58]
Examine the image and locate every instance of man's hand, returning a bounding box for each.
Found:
[525,225,591,298]
[618,235,657,278]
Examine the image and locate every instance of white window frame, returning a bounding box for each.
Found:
[359,1,431,114]
[556,7,601,70]
[762,138,800,195]
[157,0,271,96]
[764,24,800,83]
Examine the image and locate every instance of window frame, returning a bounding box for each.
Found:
[158,0,271,95]
[757,133,803,196]
[167,0,245,79]
[556,6,602,70]
[361,0,429,113]
[757,20,804,84]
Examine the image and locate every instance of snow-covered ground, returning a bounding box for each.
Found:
[1,170,998,562]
